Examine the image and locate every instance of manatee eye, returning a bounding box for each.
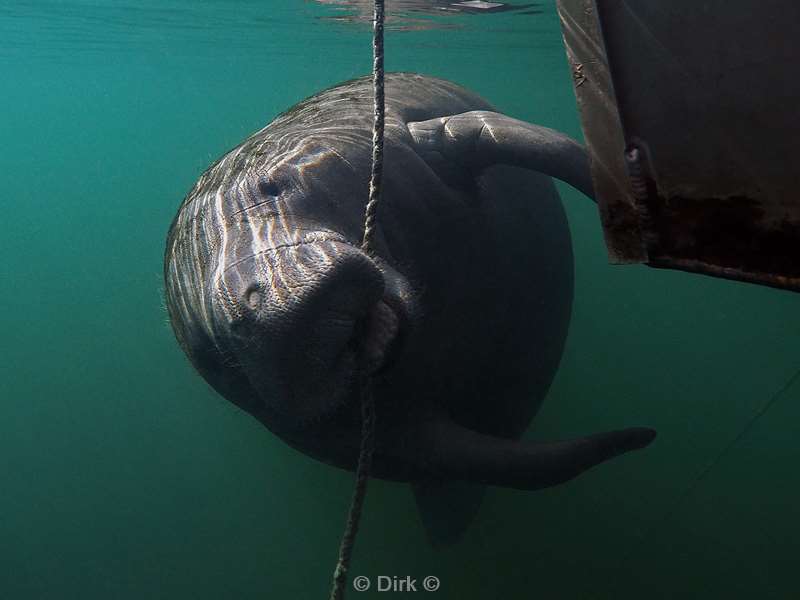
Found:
[258,179,280,197]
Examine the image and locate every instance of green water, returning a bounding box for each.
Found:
[2,2,799,598]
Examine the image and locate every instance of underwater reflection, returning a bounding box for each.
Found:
[313,0,542,30]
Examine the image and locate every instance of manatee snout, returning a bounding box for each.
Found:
[214,238,409,423]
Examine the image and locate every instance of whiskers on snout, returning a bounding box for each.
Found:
[201,239,412,424]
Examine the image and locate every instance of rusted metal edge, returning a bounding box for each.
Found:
[647,259,800,293]
[623,137,800,293]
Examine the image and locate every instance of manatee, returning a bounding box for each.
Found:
[164,73,655,544]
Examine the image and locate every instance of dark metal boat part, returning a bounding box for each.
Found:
[557,0,800,292]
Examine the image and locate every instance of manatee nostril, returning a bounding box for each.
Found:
[244,284,262,311]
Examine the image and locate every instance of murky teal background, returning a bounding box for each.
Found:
[2,2,799,598]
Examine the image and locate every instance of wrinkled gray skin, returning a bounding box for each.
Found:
[165,73,654,537]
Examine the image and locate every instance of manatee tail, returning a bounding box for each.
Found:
[408,110,596,201]
[412,480,486,547]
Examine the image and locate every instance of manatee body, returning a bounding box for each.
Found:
[164,73,654,542]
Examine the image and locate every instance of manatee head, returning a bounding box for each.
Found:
[164,134,415,448]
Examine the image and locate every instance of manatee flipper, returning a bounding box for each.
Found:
[411,480,486,547]
[393,419,656,491]
[407,110,595,199]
